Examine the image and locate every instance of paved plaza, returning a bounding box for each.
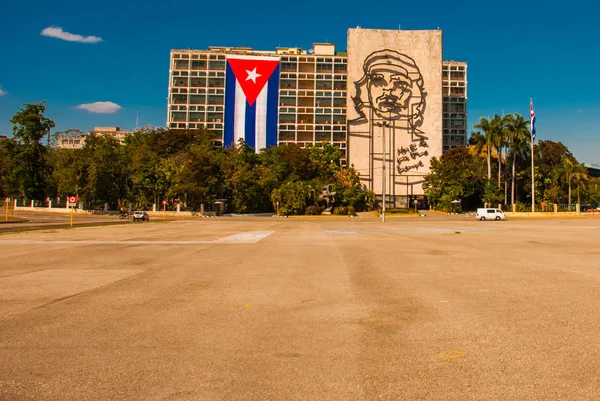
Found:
[1,215,599,400]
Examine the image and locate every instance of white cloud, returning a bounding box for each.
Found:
[75,101,122,114]
[0,86,6,96]
[41,26,103,44]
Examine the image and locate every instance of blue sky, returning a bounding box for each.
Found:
[1,0,599,163]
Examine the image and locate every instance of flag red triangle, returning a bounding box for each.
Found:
[228,58,279,106]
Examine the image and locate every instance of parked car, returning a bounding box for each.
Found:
[132,211,149,221]
[476,208,506,221]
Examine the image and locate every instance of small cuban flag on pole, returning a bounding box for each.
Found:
[530,98,536,141]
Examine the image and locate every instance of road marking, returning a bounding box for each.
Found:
[324,230,358,235]
[0,231,275,246]
[213,231,275,243]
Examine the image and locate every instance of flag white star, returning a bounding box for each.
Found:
[245,67,261,83]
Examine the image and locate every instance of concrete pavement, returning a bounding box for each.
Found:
[0,217,599,400]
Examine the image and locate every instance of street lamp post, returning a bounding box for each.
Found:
[382,120,386,223]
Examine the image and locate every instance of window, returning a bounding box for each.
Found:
[191,60,206,70]
[174,60,189,69]
[208,60,225,70]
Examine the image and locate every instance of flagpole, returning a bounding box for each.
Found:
[530,98,535,213]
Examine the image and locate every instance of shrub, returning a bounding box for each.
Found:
[334,206,348,215]
[347,205,355,216]
[305,205,324,215]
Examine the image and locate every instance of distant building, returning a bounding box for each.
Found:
[0,135,8,141]
[57,134,87,149]
[584,163,600,178]
[56,127,132,149]
[89,126,132,144]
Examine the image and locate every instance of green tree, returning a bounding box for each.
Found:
[270,181,314,216]
[571,163,588,206]
[332,165,374,211]
[492,114,511,189]
[505,113,530,205]
[221,139,266,213]
[554,156,582,210]
[473,117,495,180]
[423,147,486,211]
[170,141,224,210]
[483,179,505,206]
[309,142,342,182]
[532,140,576,205]
[9,102,56,201]
[0,140,16,198]
[78,134,128,209]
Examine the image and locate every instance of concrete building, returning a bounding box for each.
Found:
[346,28,443,206]
[89,127,132,144]
[443,61,468,151]
[168,44,348,158]
[167,28,467,204]
[56,127,132,149]
[57,134,87,149]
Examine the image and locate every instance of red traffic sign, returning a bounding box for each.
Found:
[162,200,167,205]
[68,196,77,203]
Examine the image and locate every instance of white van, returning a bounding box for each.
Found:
[476,208,506,221]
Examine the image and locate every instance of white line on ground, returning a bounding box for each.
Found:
[0,231,275,245]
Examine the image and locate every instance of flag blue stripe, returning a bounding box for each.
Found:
[224,63,236,148]
[245,101,256,149]
[266,65,280,147]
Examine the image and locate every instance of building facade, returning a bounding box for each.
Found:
[168,44,349,158]
[346,28,443,205]
[56,127,132,149]
[442,61,468,151]
[167,28,467,203]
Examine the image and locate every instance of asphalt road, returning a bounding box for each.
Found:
[1,215,599,400]
[0,210,150,231]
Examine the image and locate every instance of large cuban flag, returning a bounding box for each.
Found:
[224,56,280,152]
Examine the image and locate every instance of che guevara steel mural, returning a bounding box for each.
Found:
[349,49,429,176]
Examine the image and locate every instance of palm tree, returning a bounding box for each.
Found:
[473,117,494,180]
[505,113,530,205]
[571,163,588,206]
[491,114,512,189]
[555,156,575,210]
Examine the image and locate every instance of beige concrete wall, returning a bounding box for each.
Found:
[347,28,443,204]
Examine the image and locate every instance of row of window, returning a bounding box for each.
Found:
[443,136,467,146]
[171,94,224,105]
[173,60,226,70]
[170,105,223,112]
[281,63,347,73]
[280,80,347,90]
[172,53,225,60]
[442,71,466,79]
[443,87,466,95]
[279,115,346,124]
[279,124,346,131]
[280,57,347,63]
[280,73,346,80]
[280,97,347,107]
[172,71,224,77]
[279,131,347,142]
[443,104,466,112]
[443,130,467,136]
[171,88,225,95]
[280,90,346,97]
